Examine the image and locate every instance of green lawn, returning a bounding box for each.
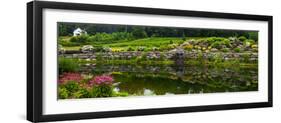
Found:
[60,37,205,51]
[63,46,81,51]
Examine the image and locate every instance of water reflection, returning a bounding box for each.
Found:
[80,64,258,96]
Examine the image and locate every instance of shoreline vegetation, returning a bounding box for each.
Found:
[57,23,258,99]
[61,57,257,68]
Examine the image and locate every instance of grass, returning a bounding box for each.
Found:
[75,58,257,68]
[64,46,81,51]
[77,59,175,65]
[60,37,206,51]
[104,37,182,47]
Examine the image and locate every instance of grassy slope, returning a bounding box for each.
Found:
[60,37,205,50]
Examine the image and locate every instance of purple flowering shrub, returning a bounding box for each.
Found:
[89,75,114,86]
[58,73,117,98]
[59,72,83,84]
[89,75,114,97]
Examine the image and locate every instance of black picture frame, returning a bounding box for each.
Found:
[27,1,273,122]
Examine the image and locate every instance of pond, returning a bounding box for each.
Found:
[80,64,258,96]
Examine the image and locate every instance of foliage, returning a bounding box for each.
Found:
[91,85,114,97]
[70,35,89,43]
[58,58,80,73]
[242,53,250,63]
[127,47,135,51]
[62,81,80,93]
[248,32,258,41]
[182,33,186,41]
[131,27,148,39]
[212,53,224,64]
[59,72,83,84]
[238,36,247,41]
[183,44,193,51]
[222,48,230,52]
[58,22,258,39]
[87,32,134,43]
[89,75,114,85]
[234,47,241,52]
[58,87,69,99]
[73,88,92,98]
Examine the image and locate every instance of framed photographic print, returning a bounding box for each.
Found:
[27,1,273,122]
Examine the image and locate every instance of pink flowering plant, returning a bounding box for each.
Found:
[89,75,114,86]
[58,73,120,98]
[59,72,83,84]
[88,75,115,97]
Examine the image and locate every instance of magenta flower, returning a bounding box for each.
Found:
[59,72,83,84]
[89,75,114,86]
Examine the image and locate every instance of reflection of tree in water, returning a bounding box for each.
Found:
[85,64,258,96]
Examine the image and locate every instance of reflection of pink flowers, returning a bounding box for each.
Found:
[59,72,83,84]
[89,75,114,85]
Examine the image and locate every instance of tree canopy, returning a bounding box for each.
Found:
[58,22,258,41]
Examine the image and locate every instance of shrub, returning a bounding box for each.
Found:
[89,75,115,98]
[222,39,231,47]
[206,37,224,44]
[58,87,69,99]
[91,85,114,97]
[132,27,148,39]
[62,81,80,93]
[167,44,177,49]
[183,44,193,51]
[159,45,169,51]
[152,47,160,51]
[73,88,92,98]
[211,42,222,49]
[111,47,123,52]
[70,35,89,43]
[127,47,135,51]
[251,44,258,48]
[169,40,173,44]
[234,47,241,52]
[58,58,79,73]
[89,75,114,85]
[238,36,247,41]
[59,72,83,84]
[222,48,230,52]
[137,46,146,51]
[248,32,258,41]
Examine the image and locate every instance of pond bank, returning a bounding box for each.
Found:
[59,51,258,62]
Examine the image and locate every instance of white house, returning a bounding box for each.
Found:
[73,28,87,36]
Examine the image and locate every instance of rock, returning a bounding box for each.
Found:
[210,48,218,52]
[80,45,94,53]
[103,47,112,52]
[180,41,190,47]
[58,45,65,54]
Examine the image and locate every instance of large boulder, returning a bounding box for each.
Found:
[169,48,185,59]
[80,45,94,53]
[210,48,218,52]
